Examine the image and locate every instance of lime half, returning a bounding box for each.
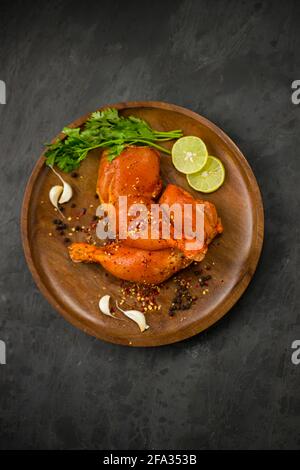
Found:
[172,136,208,174]
[187,156,225,193]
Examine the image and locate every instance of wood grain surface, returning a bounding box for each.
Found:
[21,101,264,346]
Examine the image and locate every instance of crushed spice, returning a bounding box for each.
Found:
[168,278,197,316]
[119,281,161,313]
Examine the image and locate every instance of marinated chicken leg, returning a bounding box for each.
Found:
[69,145,223,283]
[69,243,191,284]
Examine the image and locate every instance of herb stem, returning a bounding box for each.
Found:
[83,139,172,155]
[130,139,171,154]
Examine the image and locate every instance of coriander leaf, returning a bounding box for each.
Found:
[44,108,183,172]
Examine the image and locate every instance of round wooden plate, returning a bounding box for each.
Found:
[21,101,264,347]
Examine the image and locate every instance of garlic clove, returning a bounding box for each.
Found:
[49,166,73,204]
[49,185,63,209]
[99,295,115,317]
[116,302,149,332]
[59,181,73,204]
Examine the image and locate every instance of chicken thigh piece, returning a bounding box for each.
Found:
[96,146,162,204]
[159,184,223,261]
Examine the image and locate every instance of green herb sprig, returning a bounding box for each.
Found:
[45,108,183,172]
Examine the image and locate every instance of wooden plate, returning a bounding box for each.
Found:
[21,101,264,347]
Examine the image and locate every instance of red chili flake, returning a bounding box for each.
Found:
[76,208,87,218]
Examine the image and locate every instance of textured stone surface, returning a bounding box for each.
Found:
[0,0,299,450]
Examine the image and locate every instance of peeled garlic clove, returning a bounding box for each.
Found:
[59,181,73,204]
[49,166,73,204]
[116,302,149,332]
[49,185,63,209]
[99,295,115,317]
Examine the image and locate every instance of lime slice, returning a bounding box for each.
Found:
[187,156,225,193]
[172,136,208,174]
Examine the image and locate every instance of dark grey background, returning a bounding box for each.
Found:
[0,0,299,450]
